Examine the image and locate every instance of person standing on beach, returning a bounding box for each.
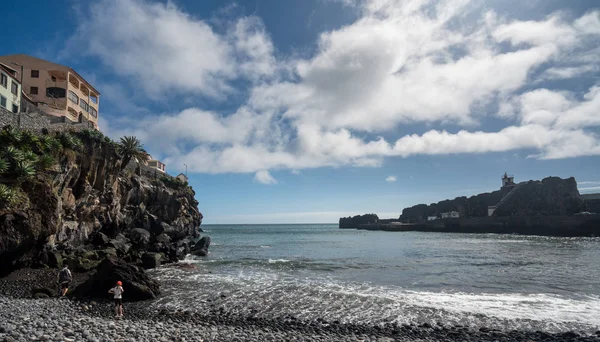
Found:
[108,281,125,318]
[57,265,72,297]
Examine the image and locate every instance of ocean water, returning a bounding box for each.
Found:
[149,224,600,334]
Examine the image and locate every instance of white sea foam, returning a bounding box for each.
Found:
[153,267,600,334]
[268,259,290,263]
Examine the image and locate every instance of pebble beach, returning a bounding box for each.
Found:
[2,294,600,342]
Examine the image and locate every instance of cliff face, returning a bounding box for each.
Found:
[339,214,379,228]
[0,132,202,275]
[493,177,584,216]
[399,176,585,222]
[400,188,511,223]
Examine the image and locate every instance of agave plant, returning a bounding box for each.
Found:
[13,160,37,179]
[58,133,84,151]
[47,137,63,154]
[2,146,24,164]
[37,135,53,152]
[0,184,17,206]
[21,150,39,163]
[0,127,22,146]
[117,136,148,170]
[20,130,39,149]
[37,155,57,170]
[0,157,7,175]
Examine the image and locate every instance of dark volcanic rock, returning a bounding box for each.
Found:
[141,252,162,269]
[339,214,379,229]
[127,228,151,249]
[397,176,585,223]
[0,130,204,274]
[190,236,211,257]
[72,257,159,301]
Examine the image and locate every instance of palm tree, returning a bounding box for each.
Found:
[117,136,148,170]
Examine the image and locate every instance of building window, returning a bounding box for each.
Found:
[0,96,6,108]
[30,86,38,95]
[0,73,6,88]
[68,90,79,104]
[90,107,97,118]
[51,76,56,82]
[46,87,66,98]
[11,81,18,95]
[31,70,40,78]
[12,104,18,113]
[80,99,89,112]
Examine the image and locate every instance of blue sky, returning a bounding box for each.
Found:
[2,0,600,223]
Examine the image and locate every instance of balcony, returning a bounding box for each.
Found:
[45,79,67,88]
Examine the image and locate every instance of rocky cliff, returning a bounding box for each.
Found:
[398,176,585,222]
[339,214,379,228]
[492,177,585,216]
[399,188,511,223]
[0,129,203,277]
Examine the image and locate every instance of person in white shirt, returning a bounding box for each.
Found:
[108,281,124,318]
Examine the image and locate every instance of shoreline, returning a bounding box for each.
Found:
[1,269,599,341]
[341,215,600,237]
[2,296,599,342]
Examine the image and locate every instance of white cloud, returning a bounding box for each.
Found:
[385,176,397,182]
[579,186,600,193]
[579,181,600,185]
[71,0,275,98]
[540,65,598,80]
[83,0,600,175]
[254,170,278,184]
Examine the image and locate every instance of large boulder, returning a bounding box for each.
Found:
[190,236,211,257]
[141,252,162,269]
[127,228,151,249]
[92,232,110,247]
[72,257,160,301]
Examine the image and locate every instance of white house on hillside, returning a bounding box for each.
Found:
[176,173,188,182]
[441,211,459,219]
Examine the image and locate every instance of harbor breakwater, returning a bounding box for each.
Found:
[345,215,600,237]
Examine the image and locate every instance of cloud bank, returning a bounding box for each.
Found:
[77,0,600,176]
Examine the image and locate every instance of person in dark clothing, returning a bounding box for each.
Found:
[57,265,72,297]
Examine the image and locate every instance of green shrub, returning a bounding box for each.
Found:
[0,184,17,206]
[37,155,57,170]
[58,132,83,151]
[20,130,39,148]
[160,176,188,189]
[2,146,24,164]
[13,160,36,179]
[0,127,22,146]
[21,150,39,163]
[0,157,7,175]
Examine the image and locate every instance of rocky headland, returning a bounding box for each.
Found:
[340,176,600,236]
[0,127,209,300]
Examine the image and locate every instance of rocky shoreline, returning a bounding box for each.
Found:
[1,296,599,342]
[1,269,599,342]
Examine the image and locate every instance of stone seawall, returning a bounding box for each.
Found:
[0,99,95,133]
[350,215,600,237]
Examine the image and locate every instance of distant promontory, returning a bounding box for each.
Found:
[339,175,600,237]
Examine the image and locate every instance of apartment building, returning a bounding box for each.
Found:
[0,63,22,113]
[0,54,100,129]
